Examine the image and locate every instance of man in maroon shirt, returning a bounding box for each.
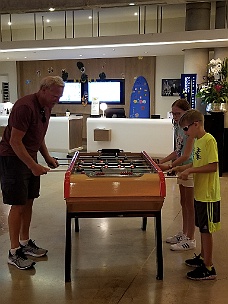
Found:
[0,76,64,270]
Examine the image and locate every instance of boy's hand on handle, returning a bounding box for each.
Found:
[179,168,191,180]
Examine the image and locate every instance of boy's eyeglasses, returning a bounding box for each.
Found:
[182,122,195,131]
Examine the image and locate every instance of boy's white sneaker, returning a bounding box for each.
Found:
[166,232,186,244]
[170,238,196,251]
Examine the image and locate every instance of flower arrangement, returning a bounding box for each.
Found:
[196,57,228,104]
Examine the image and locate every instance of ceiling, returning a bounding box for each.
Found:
[1,29,228,62]
[0,1,206,14]
[0,0,227,62]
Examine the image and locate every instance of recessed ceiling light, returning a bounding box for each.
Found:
[49,8,55,12]
[88,16,92,19]
[8,22,12,26]
[79,54,83,57]
[134,12,138,16]
[46,19,50,23]
[24,56,27,59]
[129,3,135,5]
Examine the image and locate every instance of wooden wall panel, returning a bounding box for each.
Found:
[17,57,156,138]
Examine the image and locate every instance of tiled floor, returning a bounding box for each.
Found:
[0,160,228,304]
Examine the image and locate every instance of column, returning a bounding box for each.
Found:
[213,0,228,126]
[184,2,211,111]
[214,47,228,60]
[214,47,228,128]
[184,49,209,112]
[215,1,227,29]
[185,2,211,31]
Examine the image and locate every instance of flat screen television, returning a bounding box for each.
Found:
[59,81,82,104]
[87,79,125,105]
[105,107,126,118]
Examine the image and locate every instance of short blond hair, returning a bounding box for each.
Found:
[40,76,65,89]
[179,109,204,127]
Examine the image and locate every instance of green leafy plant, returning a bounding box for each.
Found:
[196,57,228,104]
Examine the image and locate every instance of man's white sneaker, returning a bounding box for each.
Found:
[166,232,186,244]
[170,238,196,251]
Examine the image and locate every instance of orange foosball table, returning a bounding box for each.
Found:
[64,149,166,282]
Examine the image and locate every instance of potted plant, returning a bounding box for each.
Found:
[196,57,228,112]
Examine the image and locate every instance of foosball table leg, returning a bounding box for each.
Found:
[141,217,147,231]
[65,211,72,282]
[75,217,79,232]
[155,211,163,280]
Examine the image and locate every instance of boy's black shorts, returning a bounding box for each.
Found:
[194,199,220,233]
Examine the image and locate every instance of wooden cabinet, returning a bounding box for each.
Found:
[204,113,225,176]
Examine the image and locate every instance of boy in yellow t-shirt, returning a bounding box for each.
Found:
[175,109,221,280]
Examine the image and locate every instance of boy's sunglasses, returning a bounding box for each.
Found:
[182,122,195,131]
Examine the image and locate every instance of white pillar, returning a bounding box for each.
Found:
[185,2,211,31]
[214,47,228,127]
[214,47,228,60]
[184,48,209,112]
[215,1,227,29]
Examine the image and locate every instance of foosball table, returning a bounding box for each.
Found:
[63,149,166,282]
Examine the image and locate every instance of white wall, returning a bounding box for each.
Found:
[0,62,18,104]
[155,55,184,118]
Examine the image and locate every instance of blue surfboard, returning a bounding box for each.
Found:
[129,76,150,118]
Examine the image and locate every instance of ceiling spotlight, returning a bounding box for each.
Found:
[129,3,135,6]
[49,8,55,12]
[8,22,12,26]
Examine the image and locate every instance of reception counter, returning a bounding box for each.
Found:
[87,118,174,157]
[0,115,83,154]
[45,116,83,153]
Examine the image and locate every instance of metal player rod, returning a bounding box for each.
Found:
[54,158,72,161]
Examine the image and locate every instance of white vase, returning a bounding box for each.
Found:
[206,103,227,113]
